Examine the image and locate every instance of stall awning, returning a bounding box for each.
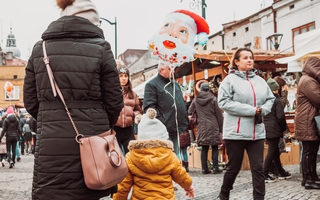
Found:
[275,28,320,66]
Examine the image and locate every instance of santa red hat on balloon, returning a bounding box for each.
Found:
[148,9,209,69]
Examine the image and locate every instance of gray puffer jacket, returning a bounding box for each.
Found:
[23,16,123,200]
[218,69,275,141]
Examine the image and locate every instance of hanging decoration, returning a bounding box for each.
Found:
[4,81,14,99]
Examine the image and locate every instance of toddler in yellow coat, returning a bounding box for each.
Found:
[113,108,194,199]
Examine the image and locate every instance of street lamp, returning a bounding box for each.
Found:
[268,33,283,50]
[180,0,207,19]
[99,17,117,58]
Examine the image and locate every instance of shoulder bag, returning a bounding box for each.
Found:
[42,41,128,190]
[179,131,191,148]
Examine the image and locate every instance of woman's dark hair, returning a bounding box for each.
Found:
[125,79,135,99]
[273,76,286,97]
[229,48,254,70]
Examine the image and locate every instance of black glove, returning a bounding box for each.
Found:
[255,113,263,124]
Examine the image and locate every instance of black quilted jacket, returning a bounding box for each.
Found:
[0,114,22,139]
[23,16,123,200]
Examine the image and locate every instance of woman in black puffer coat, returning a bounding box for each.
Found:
[23,1,123,199]
[0,106,22,168]
[263,78,291,182]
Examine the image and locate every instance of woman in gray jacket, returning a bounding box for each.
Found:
[217,48,275,200]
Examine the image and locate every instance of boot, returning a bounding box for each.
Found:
[304,155,320,189]
[219,190,230,200]
[311,154,320,182]
[305,179,320,189]
[182,161,189,172]
[301,179,306,186]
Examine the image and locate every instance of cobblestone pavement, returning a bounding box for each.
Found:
[1,153,319,200]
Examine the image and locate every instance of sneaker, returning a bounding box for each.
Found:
[278,171,291,180]
[9,162,14,168]
[17,157,21,162]
[265,174,276,183]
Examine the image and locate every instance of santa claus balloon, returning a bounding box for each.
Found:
[148,9,209,69]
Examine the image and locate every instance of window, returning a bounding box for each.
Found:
[292,22,315,51]
[233,32,236,37]
[13,75,18,79]
[289,4,295,9]
[245,27,249,32]
[5,86,20,100]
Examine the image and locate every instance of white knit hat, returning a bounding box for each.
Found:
[138,108,169,140]
[57,0,100,26]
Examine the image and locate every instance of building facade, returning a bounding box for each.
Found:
[0,29,27,109]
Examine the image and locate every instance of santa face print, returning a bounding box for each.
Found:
[119,73,129,86]
[159,19,190,46]
[148,19,195,68]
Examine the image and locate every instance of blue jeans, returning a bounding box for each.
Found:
[181,146,188,161]
[15,141,20,158]
[10,141,20,160]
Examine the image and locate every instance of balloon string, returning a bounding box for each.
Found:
[163,69,182,160]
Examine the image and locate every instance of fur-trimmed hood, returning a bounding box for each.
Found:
[128,139,173,150]
[126,139,174,174]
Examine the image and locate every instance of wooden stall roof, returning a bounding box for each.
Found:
[174,50,294,79]
[174,50,294,96]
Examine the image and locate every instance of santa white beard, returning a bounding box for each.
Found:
[147,32,195,68]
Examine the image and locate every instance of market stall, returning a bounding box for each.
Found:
[175,50,300,169]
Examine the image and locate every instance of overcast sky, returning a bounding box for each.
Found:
[0,0,272,60]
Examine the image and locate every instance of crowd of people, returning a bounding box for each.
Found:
[0,107,37,168]
[0,0,319,199]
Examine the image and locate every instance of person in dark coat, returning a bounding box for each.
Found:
[188,83,223,174]
[263,78,291,183]
[295,56,320,190]
[0,106,22,168]
[143,62,188,158]
[23,0,124,199]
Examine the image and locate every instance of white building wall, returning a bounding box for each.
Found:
[275,0,320,52]
[207,0,320,53]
